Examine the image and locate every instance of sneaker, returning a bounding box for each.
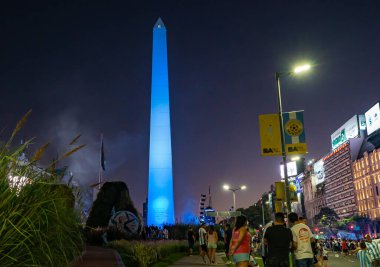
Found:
[226,260,232,264]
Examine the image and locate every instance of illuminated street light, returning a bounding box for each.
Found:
[294,64,311,74]
[223,184,246,211]
[276,63,311,213]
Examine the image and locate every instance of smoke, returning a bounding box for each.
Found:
[46,108,99,186]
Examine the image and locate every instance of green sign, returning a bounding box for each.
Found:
[332,129,346,149]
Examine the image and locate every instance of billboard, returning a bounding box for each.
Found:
[280,161,297,178]
[313,159,325,185]
[359,115,367,130]
[365,102,380,135]
[330,115,360,150]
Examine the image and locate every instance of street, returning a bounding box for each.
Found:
[325,253,359,267]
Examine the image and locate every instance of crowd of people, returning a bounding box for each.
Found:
[141,225,169,240]
[186,213,380,267]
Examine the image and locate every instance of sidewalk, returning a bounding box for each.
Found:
[169,252,226,266]
[70,245,125,267]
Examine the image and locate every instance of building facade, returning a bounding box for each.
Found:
[324,141,357,218]
[353,148,380,220]
[303,165,327,224]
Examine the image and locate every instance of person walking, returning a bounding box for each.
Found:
[320,245,328,267]
[357,241,372,267]
[207,225,218,264]
[364,234,380,267]
[199,223,210,264]
[288,212,314,267]
[224,223,233,264]
[187,226,195,255]
[230,215,251,267]
[264,212,293,267]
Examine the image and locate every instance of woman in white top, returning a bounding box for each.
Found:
[207,225,218,264]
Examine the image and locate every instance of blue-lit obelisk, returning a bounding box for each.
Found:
[147,18,175,225]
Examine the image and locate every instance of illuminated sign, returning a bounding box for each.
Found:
[330,115,359,150]
[359,115,366,130]
[312,159,325,185]
[365,102,380,135]
[283,174,304,193]
[280,161,297,178]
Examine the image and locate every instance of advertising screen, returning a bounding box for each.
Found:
[359,115,367,130]
[280,161,297,178]
[365,102,380,135]
[313,159,325,185]
[330,115,359,150]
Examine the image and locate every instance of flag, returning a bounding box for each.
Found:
[282,111,308,155]
[258,113,282,156]
[100,137,105,171]
[275,182,285,201]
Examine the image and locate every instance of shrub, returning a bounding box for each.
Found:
[107,240,188,267]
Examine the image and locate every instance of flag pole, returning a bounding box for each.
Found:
[98,133,103,189]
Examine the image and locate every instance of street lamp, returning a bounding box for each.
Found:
[223,184,246,211]
[261,199,269,226]
[276,64,311,213]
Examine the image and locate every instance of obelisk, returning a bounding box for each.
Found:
[147,18,175,225]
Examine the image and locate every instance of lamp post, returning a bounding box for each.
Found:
[276,64,310,213]
[223,184,246,211]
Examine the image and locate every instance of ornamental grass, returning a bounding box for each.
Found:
[107,240,188,267]
[0,111,84,266]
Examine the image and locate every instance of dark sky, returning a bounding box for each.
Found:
[1,1,380,220]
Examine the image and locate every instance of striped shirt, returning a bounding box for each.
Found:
[199,227,207,245]
[365,241,380,260]
[357,249,372,267]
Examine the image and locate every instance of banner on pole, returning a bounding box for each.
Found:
[259,114,282,156]
[275,182,285,201]
[283,111,308,155]
[275,201,283,213]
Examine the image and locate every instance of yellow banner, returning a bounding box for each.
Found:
[275,201,283,213]
[285,143,308,155]
[275,182,285,201]
[259,114,282,156]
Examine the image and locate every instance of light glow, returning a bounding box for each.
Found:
[147,18,175,226]
[291,156,300,161]
[223,184,230,190]
[241,185,247,190]
[294,64,311,74]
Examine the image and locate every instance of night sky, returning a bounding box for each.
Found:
[1,1,380,221]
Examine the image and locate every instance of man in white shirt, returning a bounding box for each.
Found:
[198,223,210,264]
[288,213,314,267]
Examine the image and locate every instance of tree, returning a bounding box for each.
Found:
[239,200,272,229]
[314,207,340,227]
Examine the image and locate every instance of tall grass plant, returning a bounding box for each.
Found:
[0,112,84,266]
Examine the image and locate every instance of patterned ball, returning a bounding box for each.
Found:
[109,210,141,235]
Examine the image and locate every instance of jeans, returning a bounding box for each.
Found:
[295,258,313,267]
